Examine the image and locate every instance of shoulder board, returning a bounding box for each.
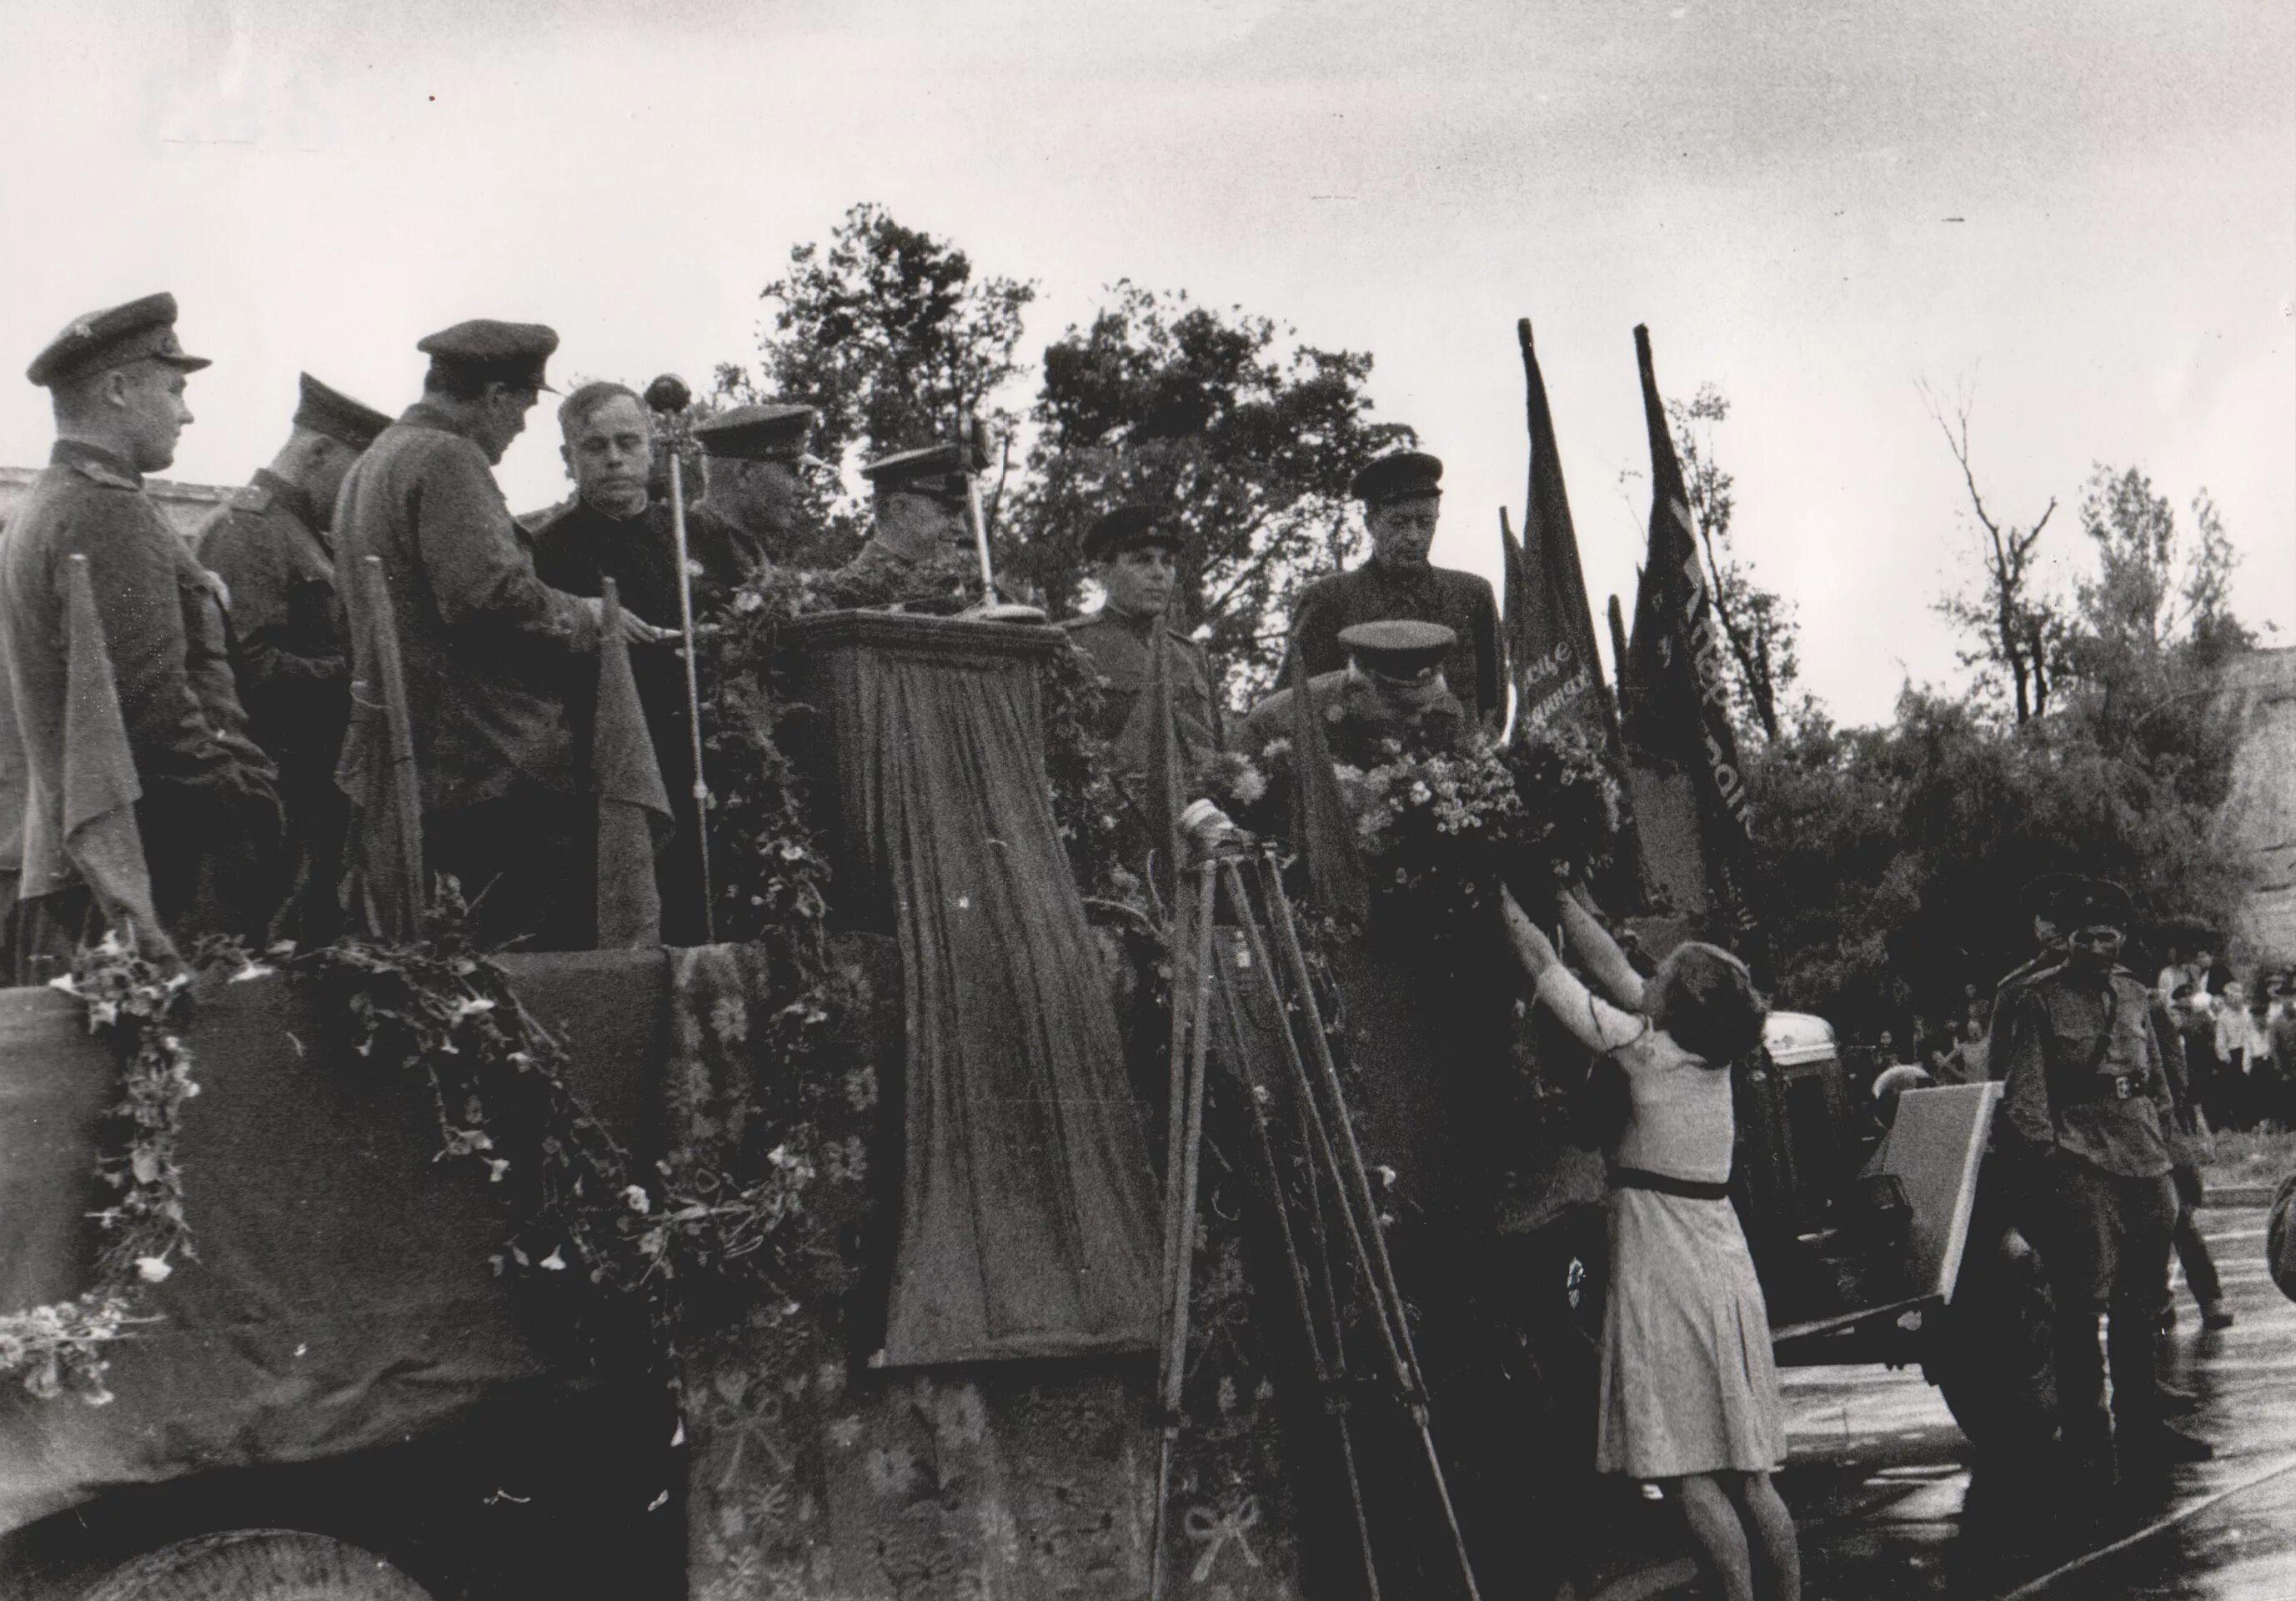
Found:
[228,482,273,514]
[1058,615,1100,631]
[66,457,140,492]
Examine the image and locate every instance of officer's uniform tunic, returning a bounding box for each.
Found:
[1283,563,1503,723]
[0,440,279,971]
[335,402,600,948]
[1059,610,1221,775]
[198,469,349,942]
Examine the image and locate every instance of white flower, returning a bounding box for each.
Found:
[539,1247,567,1272]
[227,960,276,984]
[624,1185,652,1213]
[135,1256,173,1284]
[487,1158,511,1183]
[449,996,496,1021]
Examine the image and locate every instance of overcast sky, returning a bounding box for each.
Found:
[2,0,2288,727]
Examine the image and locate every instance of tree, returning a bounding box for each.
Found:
[1922,379,2071,724]
[717,203,1037,557]
[1008,283,1414,701]
[1665,384,1802,740]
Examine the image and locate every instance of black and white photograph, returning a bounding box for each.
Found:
[0,4,2291,1598]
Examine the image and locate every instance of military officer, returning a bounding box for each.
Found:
[1993,876,2212,1476]
[1983,871,2082,1041]
[815,443,979,612]
[1,293,280,976]
[1241,619,1473,767]
[1060,504,1221,775]
[198,373,393,946]
[689,401,824,576]
[335,320,667,951]
[529,380,738,944]
[1281,451,1503,728]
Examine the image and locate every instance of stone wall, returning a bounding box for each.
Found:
[2219,645,2296,967]
[0,465,230,541]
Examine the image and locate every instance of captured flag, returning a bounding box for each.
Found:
[594,579,673,947]
[56,556,171,957]
[1286,648,1371,926]
[336,555,425,941]
[1621,325,1759,933]
[1505,319,1616,750]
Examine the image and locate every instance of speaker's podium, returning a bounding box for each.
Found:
[779,610,1158,1367]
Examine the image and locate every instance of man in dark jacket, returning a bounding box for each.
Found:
[1241,620,1473,766]
[688,401,821,576]
[528,382,775,943]
[198,373,393,945]
[1,293,280,976]
[334,321,665,951]
[1059,504,1221,780]
[1281,451,1503,729]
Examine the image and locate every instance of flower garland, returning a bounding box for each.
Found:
[0,931,198,1404]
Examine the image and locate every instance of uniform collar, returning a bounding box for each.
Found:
[250,468,319,530]
[50,438,143,489]
[397,399,476,440]
[1101,605,1161,640]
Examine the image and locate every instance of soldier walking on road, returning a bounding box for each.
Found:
[334,321,666,951]
[1060,504,1221,780]
[198,374,393,946]
[1993,876,2213,1480]
[1,293,281,976]
[1281,450,1503,731]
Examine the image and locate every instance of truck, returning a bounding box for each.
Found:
[0,611,2041,1600]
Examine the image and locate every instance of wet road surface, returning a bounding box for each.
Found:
[1577,1202,2295,1601]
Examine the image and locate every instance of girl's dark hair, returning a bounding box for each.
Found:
[1652,941,1766,1066]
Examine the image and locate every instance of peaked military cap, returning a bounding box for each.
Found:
[860,442,970,504]
[293,373,393,449]
[1080,504,1181,563]
[1339,619,1456,680]
[694,402,820,464]
[1349,449,1443,505]
[2057,876,2135,932]
[27,292,211,389]
[415,319,559,392]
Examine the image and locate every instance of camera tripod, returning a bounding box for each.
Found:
[1148,844,1482,1601]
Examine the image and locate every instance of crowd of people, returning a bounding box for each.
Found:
[0,291,1512,974]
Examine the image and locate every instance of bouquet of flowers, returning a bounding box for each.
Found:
[1200,728,1621,929]
[1499,727,1622,891]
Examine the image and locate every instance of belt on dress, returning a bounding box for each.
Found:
[1608,1166,1732,1201]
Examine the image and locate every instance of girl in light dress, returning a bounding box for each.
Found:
[1501,884,1801,1601]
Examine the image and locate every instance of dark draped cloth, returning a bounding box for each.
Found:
[798,613,1159,1365]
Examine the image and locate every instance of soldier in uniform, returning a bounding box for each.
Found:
[1983,871,2081,1044]
[1059,504,1221,777]
[0,293,281,976]
[198,373,393,946]
[1993,876,2213,1477]
[815,443,980,612]
[1241,619,1474,767]
[529,381,755,944]
[335,320,666,951]
[1281,450,1503,730]
[689,402,824,577]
